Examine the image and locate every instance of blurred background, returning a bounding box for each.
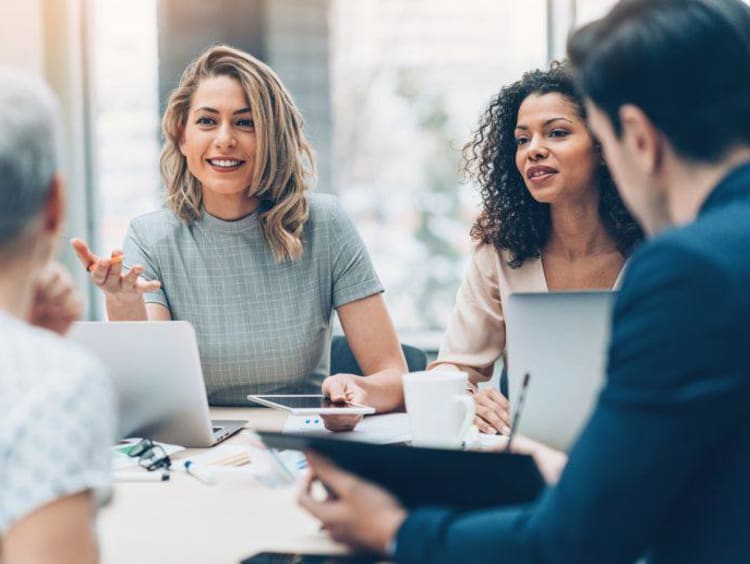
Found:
[1,0,629,352]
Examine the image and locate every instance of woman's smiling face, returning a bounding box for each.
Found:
[179,74,257,198]
[514,92,600,205]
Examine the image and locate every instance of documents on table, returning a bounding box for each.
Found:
[282,412,411,444]
[245,435,307,487]
[281,413,504,449]
[258,414,413,488]
[181,444,251,467]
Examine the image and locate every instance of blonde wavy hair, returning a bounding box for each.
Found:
[160,45,316,262]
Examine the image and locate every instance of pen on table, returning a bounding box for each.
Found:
[505,372,531,452]
[183,460,216,485]
[267,448,296,483]
[115,471,170,483]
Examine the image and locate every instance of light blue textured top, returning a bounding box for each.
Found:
[123,193,383,406]
[0,313,115,533]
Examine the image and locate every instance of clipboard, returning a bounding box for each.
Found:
[258,431,545,509]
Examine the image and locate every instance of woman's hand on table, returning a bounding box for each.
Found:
[471,387,511,435]
[320,373,368,432]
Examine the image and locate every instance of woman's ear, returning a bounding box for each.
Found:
[177,127,187,156]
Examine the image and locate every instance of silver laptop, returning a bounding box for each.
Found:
[505,291,615,451]
[68,321,245,447]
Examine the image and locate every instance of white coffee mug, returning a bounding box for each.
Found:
[402,370,475,448]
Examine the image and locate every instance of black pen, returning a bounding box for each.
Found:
[505,372,531,452]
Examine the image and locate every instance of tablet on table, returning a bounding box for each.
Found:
[247,394,376,415]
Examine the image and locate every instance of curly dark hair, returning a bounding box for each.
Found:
[464,61,643,268]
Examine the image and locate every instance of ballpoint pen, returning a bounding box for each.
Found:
[505,372,531,452]
[183,460,216,485]
[115,470,170,482]
[267,448,297,483]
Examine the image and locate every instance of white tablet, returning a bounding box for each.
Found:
[246,394,376,415]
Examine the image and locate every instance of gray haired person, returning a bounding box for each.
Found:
[0,67,116,564]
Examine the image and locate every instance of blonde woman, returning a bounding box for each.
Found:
[72,45,406,418]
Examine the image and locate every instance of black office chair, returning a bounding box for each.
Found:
[500,366,509,399]
[330,334,428,375]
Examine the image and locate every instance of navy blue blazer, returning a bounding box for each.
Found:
[396,162,750,564]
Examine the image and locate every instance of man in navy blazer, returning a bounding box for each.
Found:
[298,1,750,562]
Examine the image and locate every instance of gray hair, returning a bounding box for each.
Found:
[0,67,61,246]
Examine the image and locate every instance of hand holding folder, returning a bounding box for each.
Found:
[259,430,545,510]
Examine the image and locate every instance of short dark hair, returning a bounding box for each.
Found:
[568,0,750,163]
[465,62,643,268]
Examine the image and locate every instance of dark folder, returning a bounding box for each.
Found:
[258,431,545,510]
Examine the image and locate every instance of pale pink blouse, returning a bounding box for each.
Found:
[429,242,624,384]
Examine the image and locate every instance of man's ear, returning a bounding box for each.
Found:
[618,104,664,175]
[43,173,65,236]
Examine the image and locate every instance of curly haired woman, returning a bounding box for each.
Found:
[429,62,644,434]
[70,45,406,417]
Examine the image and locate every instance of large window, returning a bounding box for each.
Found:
[329,0,546,336]
[93,0,160,255]
[575,0,620,26]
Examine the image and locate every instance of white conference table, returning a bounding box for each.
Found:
[98,407,348,564]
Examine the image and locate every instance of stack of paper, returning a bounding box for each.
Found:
[282,412,411,444]
[182,444,251,466]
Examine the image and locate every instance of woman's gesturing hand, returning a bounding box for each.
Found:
[70,238,161,302]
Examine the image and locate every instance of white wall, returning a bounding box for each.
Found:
[0,1,45,74]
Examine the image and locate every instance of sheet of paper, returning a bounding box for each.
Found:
[283,412,411,444]
[282,414,326,432]
[477,432,505,449]
[183,444,251,466]
[245,434,307,488]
